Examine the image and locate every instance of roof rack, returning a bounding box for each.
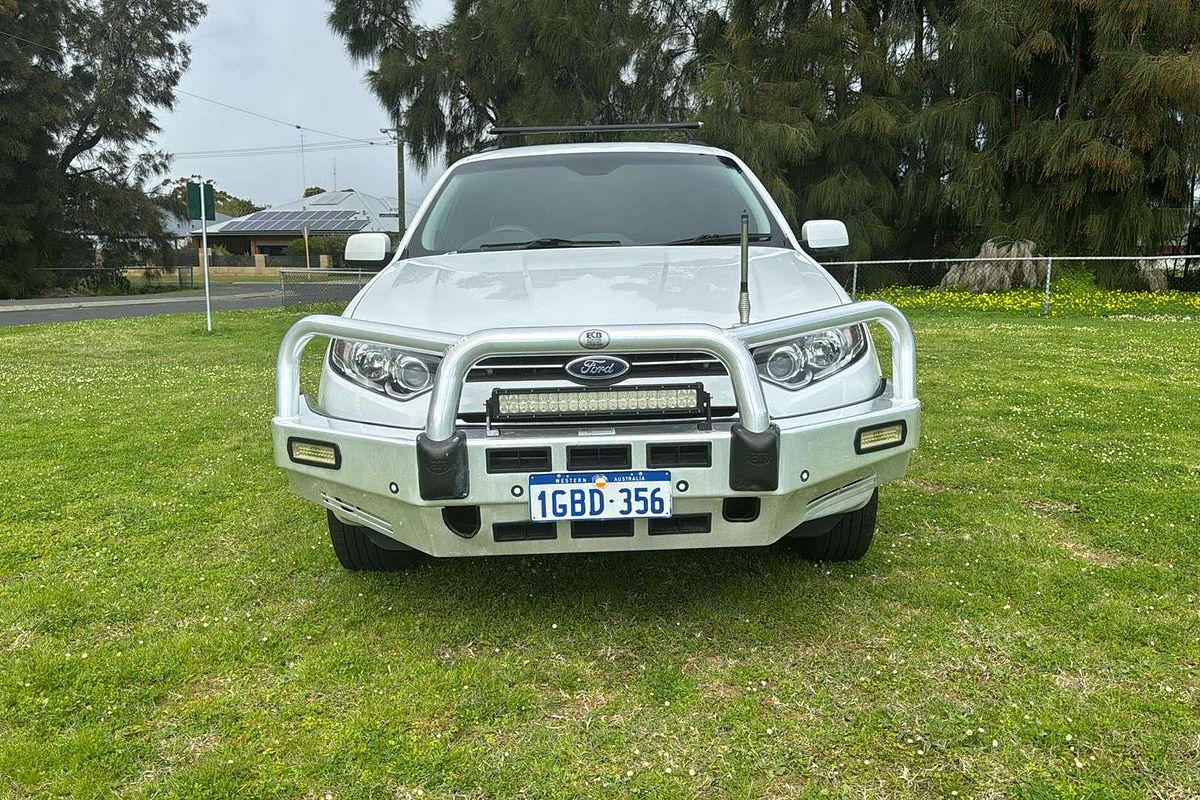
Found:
[486,122,703,147]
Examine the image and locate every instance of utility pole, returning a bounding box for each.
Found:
[381,122,406,235]
[200,180,211,332]
[297,125,307,196]
[188,175,214,333]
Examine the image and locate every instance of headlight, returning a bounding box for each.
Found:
[330,339,440,399]
[751,325,867,389]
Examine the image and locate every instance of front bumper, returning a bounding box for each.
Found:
[271,301,920,556]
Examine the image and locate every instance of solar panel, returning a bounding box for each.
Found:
[311,191,348,206]
[208,208,379,236]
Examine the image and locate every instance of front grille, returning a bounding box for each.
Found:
[493,521,557,542]
[486,447,552,474]
[566,445,631,470]
[648,514,712,535]
[571,519,635,538]
[647,442,712,468]
[467,352,726,382]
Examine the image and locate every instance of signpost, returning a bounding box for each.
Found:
[187,178,217,332]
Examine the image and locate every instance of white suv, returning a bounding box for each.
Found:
[272,125,920,571]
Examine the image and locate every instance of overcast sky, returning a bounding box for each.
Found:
[156,0,453,209]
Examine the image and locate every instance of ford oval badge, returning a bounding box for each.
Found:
[565,355,631,384]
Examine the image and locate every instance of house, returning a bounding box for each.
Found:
[193,189,407,255]
[160,208,233,248]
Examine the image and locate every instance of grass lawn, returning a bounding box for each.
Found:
[0,308,1197,799]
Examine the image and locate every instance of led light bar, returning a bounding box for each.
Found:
[490,384,707,422]
[288,437,342,469]
[855,421,907,454]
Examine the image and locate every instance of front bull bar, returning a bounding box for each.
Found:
[275,300,917,499]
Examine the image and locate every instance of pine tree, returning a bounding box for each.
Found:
[329,0,696,169]
[915,0,1200,256]
[0,0,204,297]
[330,0,1200,262]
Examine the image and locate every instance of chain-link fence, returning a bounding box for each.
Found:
[279,268,374,307]
[825,255,1200,315]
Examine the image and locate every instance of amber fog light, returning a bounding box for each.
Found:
[855,421,907,454]
[288,437,341,469]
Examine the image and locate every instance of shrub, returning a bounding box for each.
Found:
[941,238,1048,292]
[1095,259,1169,292]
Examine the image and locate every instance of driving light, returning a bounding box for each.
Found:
[331,339,441,400]
[805,331,844,369]
[766,346,805,381]
[855,421,907,454]
[352,343,390,381]
[752,325,867,389]
[288,437,341,468]
[392,356,432,392]
[491,385,706,421]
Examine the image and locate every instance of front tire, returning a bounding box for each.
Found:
[785,489,878,562]
[327,511,420,571]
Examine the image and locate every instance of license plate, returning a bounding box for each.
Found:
[528,470,673,522]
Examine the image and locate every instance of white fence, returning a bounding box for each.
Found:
[826,255,1199,316]
[279,257,1200,316]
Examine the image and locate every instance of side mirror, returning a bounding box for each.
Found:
[800,220,849,256]
[344,232,393,270]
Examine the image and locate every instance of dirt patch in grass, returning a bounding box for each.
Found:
[1023,498,1083,516]
[1054,539,1123,567]
[904,477,956,493]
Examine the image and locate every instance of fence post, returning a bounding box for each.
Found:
[1041,256,1054,317]
[278,268,285,308]
[851,263,859,300]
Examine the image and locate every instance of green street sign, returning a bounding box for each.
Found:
[186,181,216,221]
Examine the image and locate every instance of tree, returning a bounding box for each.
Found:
[217,194,263,217]
[303,186,328,198]
[327,0,695,169]
[159,177,263,219]
[284,234,349,265]
[910,0,1200,257]
[0,0,205,297]
[328,0,1200,262]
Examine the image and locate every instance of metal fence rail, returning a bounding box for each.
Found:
[825,255,1200,316]
[279,256,1200,315]
[279,268,374,307]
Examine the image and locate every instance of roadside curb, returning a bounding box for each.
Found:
[0,291,279,313]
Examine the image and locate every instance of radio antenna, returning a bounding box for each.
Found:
[738,211,751,325]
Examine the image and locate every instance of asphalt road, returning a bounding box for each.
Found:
[0,284,282,327]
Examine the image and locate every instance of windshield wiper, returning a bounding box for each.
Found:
[479,237,621,251]
[661,232,773,246]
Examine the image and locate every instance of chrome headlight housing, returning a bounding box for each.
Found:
[329,339,441,400]
[751,325,868,390]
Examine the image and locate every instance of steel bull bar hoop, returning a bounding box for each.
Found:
[418,323,772,499]
[274,314,458,421]
[731,300,918,403]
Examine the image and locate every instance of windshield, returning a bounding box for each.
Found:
[406,151,788,257]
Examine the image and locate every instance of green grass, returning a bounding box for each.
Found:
[0,309,1197,799]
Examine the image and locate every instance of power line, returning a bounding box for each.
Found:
[0,27,379,145]
[174,138,390,157]
[173,89,376,144]
[172,139,389,160]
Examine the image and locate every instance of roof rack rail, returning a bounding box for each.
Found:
[486,122,703,146]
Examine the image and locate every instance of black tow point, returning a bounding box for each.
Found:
[728,423,780,492]
[416,432,470,500]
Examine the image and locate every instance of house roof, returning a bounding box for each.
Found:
[160,208,232,239]
[201,189,403,237]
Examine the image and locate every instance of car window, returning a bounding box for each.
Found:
[409,152,787,256]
